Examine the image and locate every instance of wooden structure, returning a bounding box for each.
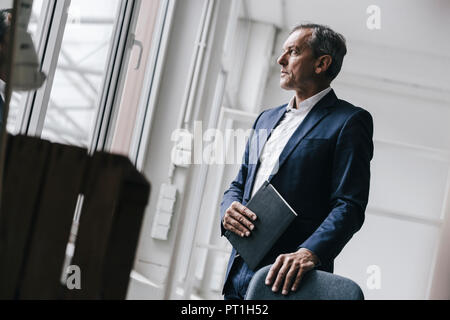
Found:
[0,134,150,299]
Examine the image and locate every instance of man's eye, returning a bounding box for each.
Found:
[280,49,298,56]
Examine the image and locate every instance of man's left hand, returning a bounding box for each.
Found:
[265,248,320,296]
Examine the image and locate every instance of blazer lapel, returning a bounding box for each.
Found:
[246,105,287,200]
[268,90,338,182]
[257,106,287,159]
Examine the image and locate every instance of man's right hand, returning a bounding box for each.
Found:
[223,201,257,238]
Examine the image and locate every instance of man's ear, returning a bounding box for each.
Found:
[315,55,332,75]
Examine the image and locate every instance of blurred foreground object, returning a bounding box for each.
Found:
[0,134,151,300]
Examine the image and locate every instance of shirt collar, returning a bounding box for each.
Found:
[287,87,333,114]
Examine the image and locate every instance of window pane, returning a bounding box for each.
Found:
[40,0,121,147]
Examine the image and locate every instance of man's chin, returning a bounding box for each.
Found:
[280,82,292,91]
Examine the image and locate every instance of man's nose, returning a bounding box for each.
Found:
[277,52,287,66]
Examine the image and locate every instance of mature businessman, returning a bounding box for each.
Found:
[220,24,374,300]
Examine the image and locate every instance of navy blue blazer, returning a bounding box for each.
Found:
[220,90,374,291]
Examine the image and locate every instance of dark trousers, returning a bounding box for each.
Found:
[223,256,255,300]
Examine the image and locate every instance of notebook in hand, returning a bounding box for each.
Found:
[224,181,298,270]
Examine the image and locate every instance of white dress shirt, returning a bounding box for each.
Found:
[251,87,332,198]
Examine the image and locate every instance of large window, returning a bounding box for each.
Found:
[7,0,138,151]
[40,0,121,147]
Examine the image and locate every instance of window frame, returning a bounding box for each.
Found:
[89,0,140,153]
[123,0,176,170]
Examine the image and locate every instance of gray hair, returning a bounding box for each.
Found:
[291,23,347,81]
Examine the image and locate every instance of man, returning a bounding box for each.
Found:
[220,24,374,300]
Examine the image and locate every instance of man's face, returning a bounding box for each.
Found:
[277,29,317,91]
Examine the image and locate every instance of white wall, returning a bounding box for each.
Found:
[130,0,233,300]
[0,0,12,9]
[223,18,276,113]
[132,0,208,298]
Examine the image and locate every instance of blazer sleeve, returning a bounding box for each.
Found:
[219,111,265,237]
[299,109,374,264]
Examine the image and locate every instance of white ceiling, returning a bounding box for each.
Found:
[242,0,450,56]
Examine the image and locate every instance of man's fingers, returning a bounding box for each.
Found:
[232,202,257,221]
[282,264,300,295]
[223,215,246,237]
[263,250,318,295]
[225,223,247,238]
[271,261,291,293]
[265,257,283,286]
[242,206,258,221]
[291,261,315,291]
[228,208,254,232]
[224,216,250,237]
[291,268,305,292]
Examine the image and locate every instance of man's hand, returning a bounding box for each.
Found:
[265,248,320,296]
[223,201,257,238]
